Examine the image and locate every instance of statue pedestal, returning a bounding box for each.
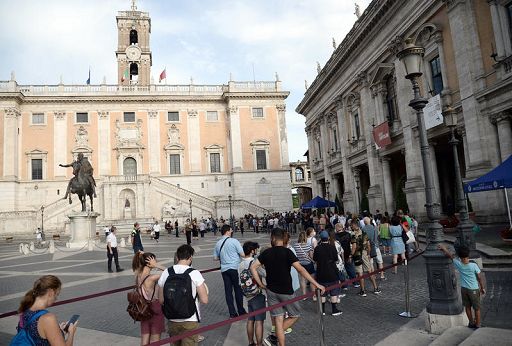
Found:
[67,212,100,249]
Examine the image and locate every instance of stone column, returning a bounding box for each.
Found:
[381,157,394,214]
[98,111,111,176]
[488,0,506,59]
[276,104,289,168]
[228,106,243,171]
[187,109,201,173]
[3,107,20,180]
[492,112,512,161]
[446,0,494,174]
[54,111,67,178]
[148,110,161,174]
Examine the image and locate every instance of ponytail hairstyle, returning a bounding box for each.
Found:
[131,252,156,272]
[18,275,61,313]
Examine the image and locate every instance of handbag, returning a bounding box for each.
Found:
[127,275,155,322]
[406,230,415,244]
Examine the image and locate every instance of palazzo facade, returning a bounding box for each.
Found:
[297,0,512,222]
[0,4,291,235]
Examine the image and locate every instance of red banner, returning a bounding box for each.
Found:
[373,122,392,149]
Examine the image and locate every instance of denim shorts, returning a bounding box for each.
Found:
[319,281,341,297]
[247,293,266,321]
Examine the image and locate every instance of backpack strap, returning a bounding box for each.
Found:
[183,267,200,323]
[19,310,48,330]
[218,237,230,262]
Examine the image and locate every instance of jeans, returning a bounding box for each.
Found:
[345,260,356,280]
[221,269,246,317]
[107,247,121,271]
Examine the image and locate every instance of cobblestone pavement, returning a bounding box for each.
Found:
[0,231,510,345]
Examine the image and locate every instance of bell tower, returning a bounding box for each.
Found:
[116,0,152,85]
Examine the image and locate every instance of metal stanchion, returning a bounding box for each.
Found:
[398,259,416,318]
[316,289,326,346]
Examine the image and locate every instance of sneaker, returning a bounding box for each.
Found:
[263,335,278,346]
[353,283,361,288]
[332,309,343,316]
[338,293,346,299]
[358,290,367,297]
[343,287,349,291]
[373,288,382,294]
[271,326,292,334]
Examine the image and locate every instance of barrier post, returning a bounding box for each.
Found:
[316,289,326,346]
[398,259,415,318]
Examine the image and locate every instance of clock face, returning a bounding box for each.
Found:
[125,46,141,61]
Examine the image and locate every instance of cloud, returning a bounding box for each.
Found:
[0,0,371,161]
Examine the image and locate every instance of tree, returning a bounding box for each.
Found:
[394,175,409,213]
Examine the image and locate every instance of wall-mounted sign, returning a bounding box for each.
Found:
[424,94,444,130]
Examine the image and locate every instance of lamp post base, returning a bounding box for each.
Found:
[426,311,468,335]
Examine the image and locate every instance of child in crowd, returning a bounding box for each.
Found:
[438,244,485,329]
[239,241,266,346]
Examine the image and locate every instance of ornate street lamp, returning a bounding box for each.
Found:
[442,107,480,261]
[397,39,462,321]
[228,195,233,229]
[189,198,193,221]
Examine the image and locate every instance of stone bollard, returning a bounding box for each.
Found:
[88,239,93,251]
[19,243,24,254]
[22,243,30,255]
[29,241,35,251]
[49,240,55,254]
[120,237,126,248]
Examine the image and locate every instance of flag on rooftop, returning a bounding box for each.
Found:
[121,68,129,82]
[86,68,90,85]
[159,68,166,83]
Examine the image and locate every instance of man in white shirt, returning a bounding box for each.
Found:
[103,225,110,239]
[159,244,208,345]
[153,220,161,243]
[106,226,123,273]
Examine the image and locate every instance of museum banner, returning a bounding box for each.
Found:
[373,121,392,149]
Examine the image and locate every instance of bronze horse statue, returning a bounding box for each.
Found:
[69,160,94,212]
[60,154,96,212]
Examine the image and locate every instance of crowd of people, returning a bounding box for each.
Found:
[13,207,486,346]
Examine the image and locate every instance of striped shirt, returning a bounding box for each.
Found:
[292,242,313,265]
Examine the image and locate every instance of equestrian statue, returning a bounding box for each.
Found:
[59,153,97,212]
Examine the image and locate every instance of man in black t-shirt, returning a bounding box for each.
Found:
[314,231,343,316]
[251,228,324,346]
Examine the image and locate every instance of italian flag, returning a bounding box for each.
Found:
[121,68,129,82]
[159,68,166,83]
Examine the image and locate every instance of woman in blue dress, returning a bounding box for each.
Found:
[389,215,406,274]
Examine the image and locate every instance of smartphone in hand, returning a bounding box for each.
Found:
[63,314,80,332]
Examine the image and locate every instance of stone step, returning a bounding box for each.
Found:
[429,326,473,346]
[459,327,512,346]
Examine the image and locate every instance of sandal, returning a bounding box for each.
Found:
[198,335,205,342]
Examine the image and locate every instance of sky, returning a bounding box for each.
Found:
[0,0,371,162]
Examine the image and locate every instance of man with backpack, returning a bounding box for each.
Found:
[239,241,266,346]
[213,224,247,318]
[158,244,208,346]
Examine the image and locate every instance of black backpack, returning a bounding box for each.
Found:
[163,267,199,321]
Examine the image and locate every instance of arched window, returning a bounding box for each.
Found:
[130,30,138,45]
[295,168,304,182]
[129,63,139,84]
[123,157,137,176]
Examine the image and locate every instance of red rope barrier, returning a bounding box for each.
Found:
[146,250,424,346]
[0,267,221,319]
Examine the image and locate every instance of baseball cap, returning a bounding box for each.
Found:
[319,231,329,240]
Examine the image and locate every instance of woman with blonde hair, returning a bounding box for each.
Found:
[132,252,166,345]
[15,275,77,345]
[292,231,315,297]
